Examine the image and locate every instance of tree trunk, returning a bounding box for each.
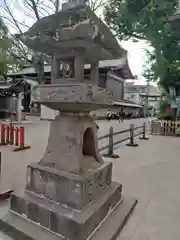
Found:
[154,44,164,83]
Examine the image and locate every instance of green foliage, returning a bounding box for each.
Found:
[104,0,180,94]
[159,98,169,113]
[158,98,173,120]
[0,18,16,76]
[105,0,178,40]
[158,112,173,120]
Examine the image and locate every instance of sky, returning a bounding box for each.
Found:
[122,40,148,75]
[122,40,149,84]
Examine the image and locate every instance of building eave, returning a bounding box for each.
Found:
[139,93,161,97]
[113,101,143,108]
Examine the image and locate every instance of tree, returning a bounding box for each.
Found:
[0,0,58,82]
[104,0,180,94]
[0,17,16,78]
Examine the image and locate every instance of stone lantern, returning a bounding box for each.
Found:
[0,1,137,239]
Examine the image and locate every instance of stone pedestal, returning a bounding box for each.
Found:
[0,84,137,240]
[39,114,103,174]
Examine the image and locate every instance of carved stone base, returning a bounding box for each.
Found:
[26,162,112,210]
[7,182,122,240]
[0,192,137,240]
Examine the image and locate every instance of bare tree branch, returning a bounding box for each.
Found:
[7,48,31,65]
[0,15,29,32]
[54,0,60,13]
[41,2,56,13]
[93,0,105,12]
[38,5,52,16]
[0,0,23,33]
[88,0,105,12]
[24,0,40,20]
[23,11,37,21]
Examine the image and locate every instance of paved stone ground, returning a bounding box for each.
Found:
[113,136,180,240]
[1,118,179,240]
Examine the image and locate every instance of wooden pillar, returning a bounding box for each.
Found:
[122,81,125,100]
[90,62,99,86]
[51,56,60,84]
[16,93,22,122]
[74,49,84,82]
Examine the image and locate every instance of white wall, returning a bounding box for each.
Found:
[124,93,142,104]
[40,106,59,120]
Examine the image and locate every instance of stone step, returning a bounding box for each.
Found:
[0,182,124,240]
[89,196,138,240]
[0,196,137,240]
[12,182,122,223]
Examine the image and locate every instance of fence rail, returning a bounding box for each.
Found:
[98,122,149,157]
[151,120,180,136]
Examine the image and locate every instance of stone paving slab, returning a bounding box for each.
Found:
[109,135,180,240]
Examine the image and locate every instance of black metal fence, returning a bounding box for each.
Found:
[98,122,149,157]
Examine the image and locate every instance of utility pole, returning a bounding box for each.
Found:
[144,73,150,118]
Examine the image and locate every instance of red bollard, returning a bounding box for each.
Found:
[9,124,14,145]
[0,152,1,178]
[20,127,24,148]
[0,124,6,146]
[5,125,10,145]
[15,127,19,147]
[13,127,30,152]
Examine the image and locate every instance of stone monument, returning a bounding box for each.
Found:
[0,1,137,239]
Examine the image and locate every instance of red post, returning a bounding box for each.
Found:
[0,152,1,178]
[13,126,30,152]
[15,128,19,147]
[9,124,14,145]
[0,124,6,145]
[6,125,10,145]
[19,127,24,148]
